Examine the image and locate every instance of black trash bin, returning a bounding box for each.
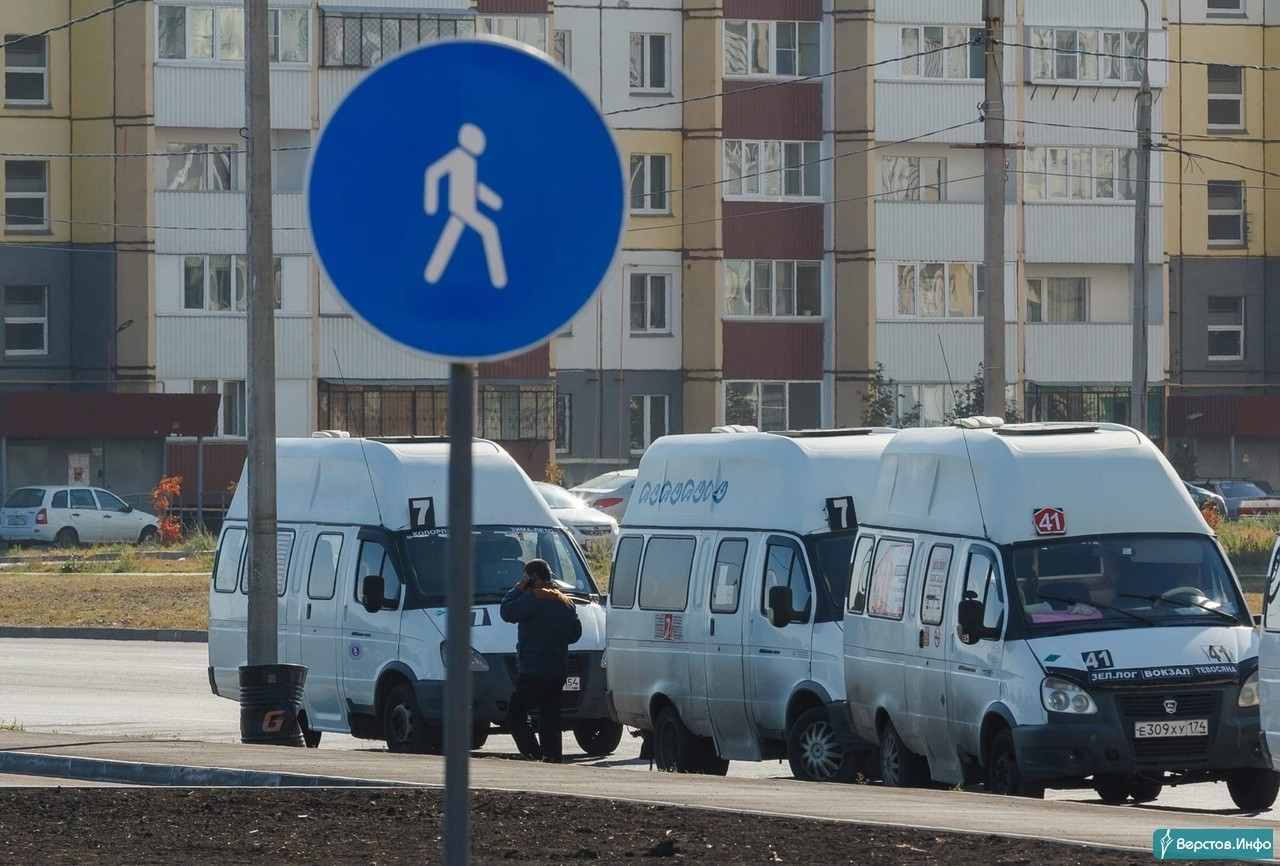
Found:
[238,663,307,746]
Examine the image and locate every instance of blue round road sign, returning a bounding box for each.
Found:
[307,37,626,361]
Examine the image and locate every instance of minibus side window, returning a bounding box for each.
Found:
[761,538,811,624]
[963,547,1005,635]
[609,535,643,609]
[920,544,953,627]
[213,527,246,593]
[710,538,747,614]
[307,532,343,601]
[238,528,294,597]
[867,539,913,620]
[848,535,875,614]
[639,536,697,611]
[1265,547,1280,631]
[356,539,402,610]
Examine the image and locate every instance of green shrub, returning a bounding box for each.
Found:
[111,546,140,573]
[1218,516,1280,578]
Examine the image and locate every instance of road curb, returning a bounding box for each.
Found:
[0,750,418,788]
[0,626,206,642]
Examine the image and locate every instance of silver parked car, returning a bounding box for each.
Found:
[568,469,637,521]
[534,482,619,548]
[0,485,159,547]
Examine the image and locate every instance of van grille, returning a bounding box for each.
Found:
[1117,692,1219,717]
[1115,690,1221,765]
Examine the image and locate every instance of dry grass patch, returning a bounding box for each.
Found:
[0,572,208,630]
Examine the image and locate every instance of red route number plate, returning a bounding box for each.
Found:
[1033,507,1066,535]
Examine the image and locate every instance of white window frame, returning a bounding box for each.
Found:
[1207,180,1245,245]
[724,259,822,317]
[195,378,247,437]
[4,33,48,106]
[879,156,946,201]
[3,284,48,356]
[164,143,239,191]
[4,160,48,232]
[1024,147,1138,202]
[630,394,669,454]
[1207,296,1244,361]
[154,5,244,62]
[1030,27,1146,84]
[629,154,669,214]
[183,254,281,312]
[722,19,820,78]
[476,16,548,51]
[1207,64,1243,129]
[555,393,571,453]
[629,33,669,92]
[629,272,670,335]
[553,29,571,70]
[724,380,821,432]
[897,25,982,80]
[723,139,822,200]
[894,262,984,319]
[268,8,310,63]
[1207,0,1243,13]
[1026,277,1089,323]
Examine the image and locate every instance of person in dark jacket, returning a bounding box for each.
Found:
[500,558,582,762]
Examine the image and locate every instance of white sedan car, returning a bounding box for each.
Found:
[534,482,619,549]
[0,485,159,547]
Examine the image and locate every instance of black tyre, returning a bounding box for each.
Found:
[1093,773,1131,804]
[653,706,701,773]
[699,741,730,776]
[573,718,624,756]
[986,730,1044,798]
[299,712,322,749]
[471,721,490,750]
[1227,768,1280,811]
[381,682,441,754]
[879,719,930,788]
[138,526,158,545]
[53,527,78,548]
[788,707,856,783]
[1129,775,1163,804]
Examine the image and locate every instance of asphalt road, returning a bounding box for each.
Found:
[0,637,1273,817]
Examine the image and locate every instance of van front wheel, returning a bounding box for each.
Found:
[1226,768,1280,811]
[382,682,442,754]
[573,719,624,756]
[987,730,1044,798]
[653,707,701,773]
[788,707,856,783]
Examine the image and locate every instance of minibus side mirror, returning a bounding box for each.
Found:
[767,585,795,628]
[361,575,386,614]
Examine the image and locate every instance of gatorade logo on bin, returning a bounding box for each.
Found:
[261,709,286,734]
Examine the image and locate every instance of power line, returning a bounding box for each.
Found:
[0,0,144,51]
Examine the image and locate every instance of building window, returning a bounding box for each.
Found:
[895,263,983,318]
[478,385,555,441]
[1030,28,1146,83]
[555,393,571,453]
[164,144,237,191]
[629,273,669,334]
[269,9,310,62]
[553,29,571,70]
[1207,0,1243,11]
[630,394,669,454]
[1024,147,1138,202]
[4,160,47,231]
[1207,65,1243,128]
[880,156,946,201]
[1207,296,1244,360]
[196,379,247,437]
[723,139,821,199]
[476,16,548,51]
[3,285,48,356]
[723,20,820,78]
[4,34,48,105]
[320,11,475,68]
[1026,277,1087,323]
[629,33,668,92]
[183,255,281,311]
[629,154,669,214]
[726,381,820,431]
[898,26,982,79]
[724,260,821,317]
[154,5,243,61]
[1207,180,1244,244]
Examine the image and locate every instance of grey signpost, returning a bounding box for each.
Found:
[307,37,625,864]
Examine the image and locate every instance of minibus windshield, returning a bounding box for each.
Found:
[1010,534,1250,635]
[403,525,599,607]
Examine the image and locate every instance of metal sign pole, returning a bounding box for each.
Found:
[444,362,475,865]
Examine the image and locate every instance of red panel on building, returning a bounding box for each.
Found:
[723,80,823,141]
[476,0,547,13]
[0,393,219,438]
[164,440,248,506]
[723,201,824,260]
[723,321,824,380]
[479,343,550,380]
[724,0,822,21]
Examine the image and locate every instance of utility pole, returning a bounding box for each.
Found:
[982,0,1006,420]
[1130,0,1153,435]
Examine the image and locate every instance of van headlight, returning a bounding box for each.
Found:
[1041,676,1097,714]
[1239,671,1260,708]
[440,641,490,672]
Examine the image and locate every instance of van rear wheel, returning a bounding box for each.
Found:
[653,706,701,773]
[573,719,624,756]
[879,719,930,788]
[1227,768,1280,811]
[788,707,856,783]
[382,682,442,754]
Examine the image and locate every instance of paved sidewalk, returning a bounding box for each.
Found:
[5,730,1279,853]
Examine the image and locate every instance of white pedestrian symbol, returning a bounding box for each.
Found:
[424,123,507,289]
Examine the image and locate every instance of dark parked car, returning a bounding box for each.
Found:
[1193,479,1280,521]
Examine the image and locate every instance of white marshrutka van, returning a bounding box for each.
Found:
[606,426,895,781]
[1257,536,1280,773]
[843,419,1276,808]
[208,436,620,756]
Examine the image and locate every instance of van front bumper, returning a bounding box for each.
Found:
[1010,711,1269,783]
